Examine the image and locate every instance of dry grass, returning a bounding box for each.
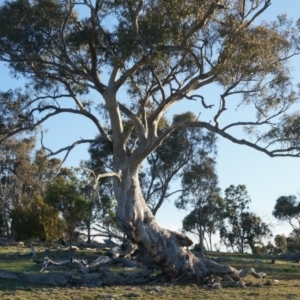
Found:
[0,246,299,300]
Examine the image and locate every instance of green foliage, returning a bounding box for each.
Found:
[177,155,222,251]
[273,195,300,231]
[45,176,88,242]
[274,234,287,253]
[10,193,65,241]
[240,212,273,254]
[265,241,277,255]
[252,245,269,255]
[0,0,298,157]
[77,176,117,243]
[286,229,300,253]
[0,0,299,274]
[79,149,118,232]
[0,135,66,238]
[182,193,223,243]
[144,112,217,215]
[223,185,251,213]
[220,185,272,253]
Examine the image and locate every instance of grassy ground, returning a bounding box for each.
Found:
[0,246,299,300]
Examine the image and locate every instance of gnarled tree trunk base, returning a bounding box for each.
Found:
[200,258,266,282]
[0,245,266,287]
[0,268,157,287]
[112,172,266,283]
[0,262,265,287]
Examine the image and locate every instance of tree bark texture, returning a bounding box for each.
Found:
[0,249,266,287]
[0,268,155,287]
[113,168,265,280]
[114,168,194,276]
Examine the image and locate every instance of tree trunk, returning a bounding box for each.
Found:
[241,235,244,254]
[0,186,10,238]
[69,227,72,250]
[248,238,256,254]
[3,205,10,238]
[204,236,210,253]
[113,168,265,280]
[208,232,213,252]
[199,229,205,259]
[87,222,91,244]
[115,168,198,276]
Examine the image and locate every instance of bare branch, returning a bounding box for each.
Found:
[148,74,216,129]
[40,138,95,182]
[126,0,143,36]
[33,105,111,142]
[152,120,300,159]
[96,170,121,182]
[246,0,272,27]
[118,102,145,137]
[214,94,227,128]
[87,13,106,93]
[185,94,214,109]
[151,68,166,103]
[114,55,156,90]
[182,2,229,45]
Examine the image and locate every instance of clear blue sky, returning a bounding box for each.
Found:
[1,0,300,248]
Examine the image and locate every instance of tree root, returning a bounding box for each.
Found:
[37,255,145,274]
[201,258,266,282]
[0,268,155,287]
[0,255,266,287]
[0,241,266,287]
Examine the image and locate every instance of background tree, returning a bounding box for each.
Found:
[45,176,88,248]
[181,193,224,252]
[220,185,251,252]
[286,230,300,253]
[78,145,121,243]
[0,135,64,237]
[77,182,102,244]
[1,0,300,279]
[220,185,272,253]
[0,136,37,236]
[10,193,65,242]
[274,234,287,253]
[176,156,223,254]
[240,212,273,254]
[77,176,117,243]
[273,195,300,231]
[142,112,217,215]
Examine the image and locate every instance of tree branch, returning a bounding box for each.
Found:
[153,120,300,158]
[118,102,145,137]
[246,0,272,27]
[34,105,111,143]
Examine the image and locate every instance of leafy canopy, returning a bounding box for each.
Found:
[0,0,300,173]
[10,193,65,241]
[220,184,271,253]
[273,195,300,231]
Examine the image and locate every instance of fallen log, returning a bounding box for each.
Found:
[112,257,144,268]
[105,240,137,258]
[0,270,73,286]
[0,237,267,287]
[0,254,267,287]
[0,267,155,287]
[200,258,266,281]
[39,254,145,274]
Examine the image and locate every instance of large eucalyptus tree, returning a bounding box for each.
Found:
[0,0,300,280]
